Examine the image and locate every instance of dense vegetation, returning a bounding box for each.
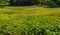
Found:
[0,6,60,35]
[0,0,60,7]
[0,0,60,35]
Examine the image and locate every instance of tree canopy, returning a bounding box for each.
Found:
[0,0,60,7]
[0,0,9,5]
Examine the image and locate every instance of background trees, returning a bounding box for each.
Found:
[0,0,10,8]
[9,0,40,6]
[51,0,60,7]
[0,0,9,5]
[0,0,60,7]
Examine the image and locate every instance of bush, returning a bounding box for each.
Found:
[0,0,10,8]
[9,0,40,6]
[43,2,58,8]
[51,0,60,7]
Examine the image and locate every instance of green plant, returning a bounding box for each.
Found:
[0,0,10,8]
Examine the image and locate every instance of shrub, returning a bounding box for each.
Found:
[0,0,10,8]
[9,0,41,6]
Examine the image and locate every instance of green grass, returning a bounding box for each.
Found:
[0,6,60,35]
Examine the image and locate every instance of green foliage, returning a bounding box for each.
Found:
[0,15,60,35]
[9,0,51,6]
[0,0,60,7]
[50,0,60,7]
[0,0,10,8]
[9,0,39,6]
[0,6,60,35]
[0,0,10,5]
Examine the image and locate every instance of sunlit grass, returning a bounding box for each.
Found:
[0,6,60,16]
[0,6,60,35]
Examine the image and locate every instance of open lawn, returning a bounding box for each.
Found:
[0,6,60,35]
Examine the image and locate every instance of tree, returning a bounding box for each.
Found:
[9,0,40,6]
[9,0,17,6]
[51,0,60,7]
[0,0,10,8]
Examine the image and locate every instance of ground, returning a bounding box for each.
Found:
[0,6,60,35]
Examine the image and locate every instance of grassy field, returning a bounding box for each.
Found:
[0,6,60,35]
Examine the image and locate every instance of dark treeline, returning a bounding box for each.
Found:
[9,0,40,6]
[0,0,60,8]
